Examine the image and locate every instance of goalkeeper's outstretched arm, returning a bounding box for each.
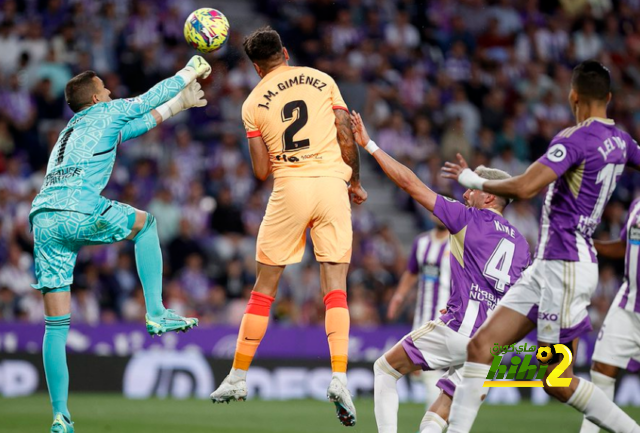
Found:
[119,81,208,142]
[112,55,212,119]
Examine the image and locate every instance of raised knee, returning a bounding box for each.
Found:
[141,212,156,230]
[374,356,402,380]
[373,357,385,374]
[466,335,488,362]
[131,212,155,237]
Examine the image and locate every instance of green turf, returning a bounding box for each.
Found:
[1,393,639,432]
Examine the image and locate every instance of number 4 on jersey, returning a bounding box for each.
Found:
[483,238,515,292]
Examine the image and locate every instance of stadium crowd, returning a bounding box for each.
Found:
[0,0,639,334]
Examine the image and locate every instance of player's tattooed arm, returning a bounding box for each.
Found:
[442,154,557,200]
[350,111,437,211]
[594,239,627,259]
[248,136,272,181]
[335,109,367,205]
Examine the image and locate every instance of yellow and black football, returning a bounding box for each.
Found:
[536,346,553,364]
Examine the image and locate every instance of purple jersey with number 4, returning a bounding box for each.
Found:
[619,198,640,313]
[434,195,531,337]
[536,118,640,262]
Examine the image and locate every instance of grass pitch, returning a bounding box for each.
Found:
[1,393,639,432]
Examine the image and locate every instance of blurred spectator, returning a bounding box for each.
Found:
[384,10,420,49]
[122,288,146,322]
[0,243,34,296]
[148,188,182,243]
[71,285,100,325]
[574,19,603,61]
[445,86,481,142]
[440,117,473,163]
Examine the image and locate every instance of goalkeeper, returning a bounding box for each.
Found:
[29,56,211,433]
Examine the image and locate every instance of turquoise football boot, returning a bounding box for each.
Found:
[145,309,198,336]
[50,413,74,433]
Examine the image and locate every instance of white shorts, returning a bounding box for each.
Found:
[401,320,467,395]
[499,259,598,344]
[592,289,640,372]
[436,366,463,398]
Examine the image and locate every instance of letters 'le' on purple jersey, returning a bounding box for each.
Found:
[619,198,640,313]
[536,118,640,263]
[434,196,531,337]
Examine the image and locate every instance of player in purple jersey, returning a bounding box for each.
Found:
[387,218,450,331]
[350,112,530,433]
[580,198,640,433]
[387,218,450,409]
[443,61,640,433]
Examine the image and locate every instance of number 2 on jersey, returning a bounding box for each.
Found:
[483,238,515,292]
[281,100,310,152]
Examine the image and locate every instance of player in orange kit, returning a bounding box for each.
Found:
[209,26,366,427]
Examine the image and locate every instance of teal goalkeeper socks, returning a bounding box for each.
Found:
[43,314,71,420]
[133,214,165,317]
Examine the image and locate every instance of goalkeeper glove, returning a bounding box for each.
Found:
[156,81,207,121]
[175,55,212,84]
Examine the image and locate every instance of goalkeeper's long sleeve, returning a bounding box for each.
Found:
[119,112,157,142]
[108,75,188,120]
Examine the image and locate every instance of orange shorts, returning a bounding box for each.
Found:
[256,177,352,266]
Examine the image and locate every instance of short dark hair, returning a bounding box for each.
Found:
[572,60,611,102]
[243,26,283,70]
[65,71,98,113]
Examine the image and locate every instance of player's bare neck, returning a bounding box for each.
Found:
[575,103,608,124]
[261,61,288,79]
[485,206,503,216]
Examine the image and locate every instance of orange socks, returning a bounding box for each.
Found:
[232,291,274,371]
[232,290,348,375]
[324,290,350,374]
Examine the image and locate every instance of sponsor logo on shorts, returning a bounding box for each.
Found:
[538,312,558,321]
[483,343,572,388]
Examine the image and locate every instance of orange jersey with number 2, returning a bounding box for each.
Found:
[242,65,352,182]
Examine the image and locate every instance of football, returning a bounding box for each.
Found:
[184,8,230,53]
[536,346,553,364]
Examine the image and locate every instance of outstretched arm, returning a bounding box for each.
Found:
[119,81,207,142]
[351,111,437,211]
[112,56,211,119]
[442,153,557,200]
[335,109,367,205]
[594,239,627,259]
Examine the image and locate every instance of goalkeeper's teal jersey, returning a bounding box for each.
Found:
[31,75,186,217]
